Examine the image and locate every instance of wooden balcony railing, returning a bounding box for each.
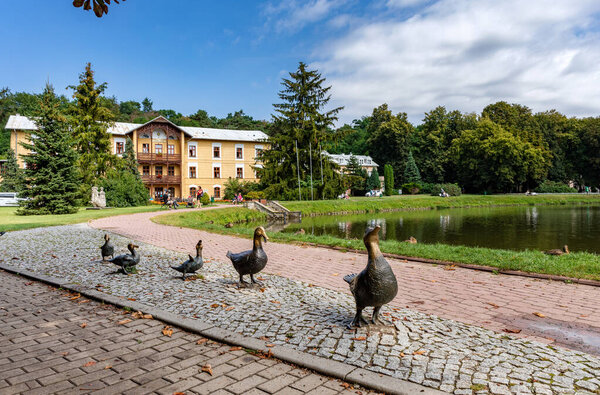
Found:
[137,153,181,163]
[140,175,181,184]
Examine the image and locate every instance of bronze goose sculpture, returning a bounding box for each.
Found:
[100,234,115,261]
[171,240,204,279]
[344,225,398,328]
[226,227,268,286]
[108,242,140,274]
[544,245,569,256]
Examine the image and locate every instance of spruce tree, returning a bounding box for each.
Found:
[18,84,78,215]
[260,62,345,200]
[384,164,394,196]
[68,63,114,193]
[102,136,148,207]
[403,151,422,184]
[346,155,362,176]
[0,149,25,193]
[121,137,138,175]
[366,169,381,190]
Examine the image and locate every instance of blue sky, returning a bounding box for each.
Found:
[2,1,600,125]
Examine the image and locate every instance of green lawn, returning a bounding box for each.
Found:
[282,193,600,216]
[0,206,162,232]
[153,204,600,281]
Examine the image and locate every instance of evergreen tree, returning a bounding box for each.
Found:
[68,63,114,193]
[142,97,153,112]
[403,151,422,184]
[345,155,362,176]
[121,137,138,175]
[366,169,381,190]
[0,148,25,192]
[260,62,344,200]
[18,84,78,215]
[384,164,394,196]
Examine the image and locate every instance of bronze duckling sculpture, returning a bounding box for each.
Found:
[108,242,140,274]
[226,227,268,286]
[171,240,204,279]
[544,245,569,256]
[100,234,115,261]
[344,225,398,328]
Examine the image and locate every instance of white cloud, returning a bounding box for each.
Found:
[313,0,600,124]
[264,0,348,33]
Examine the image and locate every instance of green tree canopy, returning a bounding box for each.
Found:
[0,148,25,192]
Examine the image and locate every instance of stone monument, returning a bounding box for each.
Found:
[91,186,107,208]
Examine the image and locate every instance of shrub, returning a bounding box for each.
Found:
[201,193,211,206]
[535,181,577,193]
[246,191,265,200]
[100,169,148,207]
[384,165,394,196]
[401,182,421,195]
[419,182,435,195]
[431,183,462,196]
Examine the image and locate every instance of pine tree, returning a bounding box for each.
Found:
[18,84,78,215]
[384,164,394,196]
[260,62,345,200]
[403,151,422,184]
[366,169,381,190]
[0,148,25,192]
[68,63,114,192]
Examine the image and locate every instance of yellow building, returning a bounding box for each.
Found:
[5,115,269,199]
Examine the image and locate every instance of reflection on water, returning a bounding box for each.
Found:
[276,205,600,253]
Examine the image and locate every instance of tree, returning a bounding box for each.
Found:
[141,97,153,112]
[68,63,115,195]
[18,84,79,215]
[328,117,370,155]
[366,169,381,190]
[119,100,141,116]
[100,137,147,207]
[73,0,125,18]
[344,154,366,193]
[0,149,25,192]
[121,137,138,175]
[384,164,394,196]
[366,104,413,187]
[403,151,421,184]
[259,62,344,200]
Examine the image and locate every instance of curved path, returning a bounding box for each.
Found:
[90,208,600,351]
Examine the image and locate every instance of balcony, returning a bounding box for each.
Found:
[137,153,181,163]
[141,175,181,185]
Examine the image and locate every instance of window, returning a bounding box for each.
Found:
[190,187,196,197]
[214,187,221,199]
[213,145,220,159]
[213,166,220,178]
[236,166,243,179]
[189,166,196,178]
[168,145,175,155]
[142,165,150,176]
[116,142,124,154]
[142,143,149,153]
[189,145,197,158]
[140,133,150,139]
[155,166,163,176]
[255,146,263,159]
[155,144,163,154]
[168,165,175,176]
[235,144,244,159]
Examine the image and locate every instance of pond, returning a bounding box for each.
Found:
[277,205,600,254]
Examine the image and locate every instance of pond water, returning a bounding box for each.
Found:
[277,205,600,254]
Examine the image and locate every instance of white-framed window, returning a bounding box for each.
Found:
[212,163,221,178]
[114,137,126,156]
[188,163,198,179]
[212,143,221,159]
[188,142,197,158]
[236,164,244,179]
[254,145,264,159]
[235,144,244,160]
[213,185,222,199]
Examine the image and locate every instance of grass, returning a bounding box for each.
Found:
[153,205,600,281]
[0,205,162,232]
[282,194,600,216]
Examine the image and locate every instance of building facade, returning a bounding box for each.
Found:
[323,151,379,176]
[5,115,268,199]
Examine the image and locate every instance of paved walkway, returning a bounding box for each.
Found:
[0,269,372,395]
[90,209,600,348]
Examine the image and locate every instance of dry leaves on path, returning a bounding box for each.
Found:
[229,346,242,351]
[443,265,456,271]
[200,364,213,376]
[117,319,132,325]
[503,328,522,334]
[80,322,87,328]
[533,312,546,318]
[82,361,96,367]
[162,325,173,337]
[70,294,81,301]
[413,350,426,355]
[196,339,208,345]
[352,336,367,341]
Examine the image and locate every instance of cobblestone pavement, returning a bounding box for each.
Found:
[90,209,600,346]
[0,269,375,395]
[2,225,600,394]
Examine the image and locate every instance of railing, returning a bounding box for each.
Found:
[140,175,181,184]
[137,153,181,163]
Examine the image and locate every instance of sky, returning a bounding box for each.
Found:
[1,0,600,125]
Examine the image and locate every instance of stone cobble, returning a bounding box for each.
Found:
[0,269,372,394]
[2,224,600,394]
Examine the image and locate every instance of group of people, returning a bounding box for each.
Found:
[232,192,244,204]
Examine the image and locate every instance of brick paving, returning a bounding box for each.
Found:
[0,269,373,395]
[90,208,600,345]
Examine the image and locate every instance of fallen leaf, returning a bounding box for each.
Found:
[270,300,280,304]
[259,336,270,341]
[162,326,173,337]
[132,311,143,319]
[229,346,242,351]
[61,352,69,356]
[196,339,208,345]
[225,306,235,311]
[352,336,366,341]
[503,328,521,334]
[443,265,456,271]
[83,361,96,367]
[104,365,112,370]
[70,294,81,301]
[118,319,132,325]
[259,288,266,293]
[341,383,354,389]
[487,302,500,309]
[413,350,426,355]
[80,322,87,328]
[210,304,220,308]
[266,344,275,347]
[201,364,213,376]
[24,282,33,286]
[51,254,57,258]
[143,314,153,319]
[533,312,546,318]
[78,300,90,304]
[409,300,425,305]
[173,393,186,395]
[127,298,136,301]
[400,352,405,357]
[332,273,339,276]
